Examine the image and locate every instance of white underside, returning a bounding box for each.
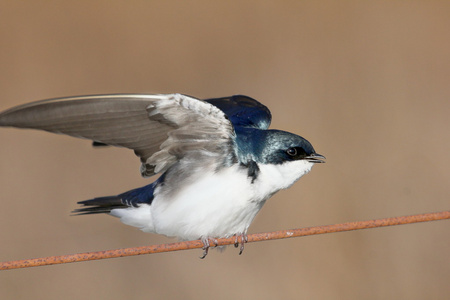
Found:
[110,160,314,240]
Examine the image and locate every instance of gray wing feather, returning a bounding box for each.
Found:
[0,94,235,177]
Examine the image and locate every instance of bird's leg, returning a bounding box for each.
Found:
[234,232,248,255]
[200,237,210,259]
[200,236,219,259]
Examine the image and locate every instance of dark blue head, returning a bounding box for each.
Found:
[235,127,325,165]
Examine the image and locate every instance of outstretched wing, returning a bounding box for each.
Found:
[0,94,235,177]
[204,95,272,130]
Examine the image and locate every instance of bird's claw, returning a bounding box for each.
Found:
[234,233,248,255]
[200,233,247,258]
[200,237,219,259]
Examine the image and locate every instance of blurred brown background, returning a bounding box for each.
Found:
[0,1,449,299]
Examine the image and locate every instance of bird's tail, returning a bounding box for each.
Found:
[72,182,158,215]
[72,195,127,215]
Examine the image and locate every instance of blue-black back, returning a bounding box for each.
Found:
[204,95,272,130]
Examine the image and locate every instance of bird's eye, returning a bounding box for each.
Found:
[286,147,307,159]
[286,147,298,157]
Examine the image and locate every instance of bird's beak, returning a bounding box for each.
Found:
[306,153,326,163]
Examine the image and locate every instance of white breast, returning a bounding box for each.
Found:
[111,160,314,240]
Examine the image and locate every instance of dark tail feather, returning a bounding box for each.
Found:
[72,181,159,215]
[72,195,127,215]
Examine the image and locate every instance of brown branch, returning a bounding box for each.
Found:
[1,210,448,270]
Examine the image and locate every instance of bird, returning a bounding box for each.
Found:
[0,93,325,257]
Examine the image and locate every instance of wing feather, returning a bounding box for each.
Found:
[0,94,235,177]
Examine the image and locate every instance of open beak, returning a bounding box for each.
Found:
[306,153,326,163]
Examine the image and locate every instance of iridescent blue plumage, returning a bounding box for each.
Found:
[77,95,273,213]
[0,93,324,257]
[204,95,271,130]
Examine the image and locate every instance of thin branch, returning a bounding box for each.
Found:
[1,210,448,271]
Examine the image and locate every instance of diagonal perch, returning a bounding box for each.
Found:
[1,211,448,271]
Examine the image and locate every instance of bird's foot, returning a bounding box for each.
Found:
[234,232,248,255]
[200,236,219,259]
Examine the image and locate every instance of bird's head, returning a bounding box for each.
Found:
[251,129,325,165]
[235,128,325,189]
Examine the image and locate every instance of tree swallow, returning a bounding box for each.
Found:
[0,94,325,257]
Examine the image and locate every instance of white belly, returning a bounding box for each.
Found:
[111,160,313,240]
[152,165,265,240]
